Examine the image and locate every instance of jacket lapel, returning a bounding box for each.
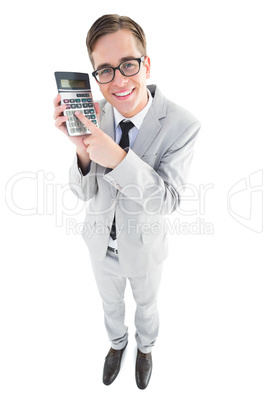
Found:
[132,85,167,157]
[131,107,162,157]
[99,101,115,140]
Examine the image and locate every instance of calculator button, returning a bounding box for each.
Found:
[84,109,90,114]
[91,114,96,119]
[89,109,94,114]
[63,99,69,103]
[92,120,97,124]
[76,99,81,103]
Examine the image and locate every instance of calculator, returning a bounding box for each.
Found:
[54,71,98,136]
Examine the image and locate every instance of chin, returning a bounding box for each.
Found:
[118,106,137,118]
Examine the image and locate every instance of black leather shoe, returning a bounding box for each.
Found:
[135,349,152,390]
[103,343,128,385]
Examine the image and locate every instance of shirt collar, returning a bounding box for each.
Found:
[113,89,152,130]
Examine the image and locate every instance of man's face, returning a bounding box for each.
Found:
[91,29,151,118]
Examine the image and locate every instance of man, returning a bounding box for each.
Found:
[53,14,200,389]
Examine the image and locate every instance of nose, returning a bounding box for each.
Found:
[113,68,129,86]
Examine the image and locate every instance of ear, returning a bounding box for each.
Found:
[144,56,151,79]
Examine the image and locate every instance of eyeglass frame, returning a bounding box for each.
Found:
[92,56,146,84]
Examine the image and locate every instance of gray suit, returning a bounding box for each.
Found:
[69,84,200,352]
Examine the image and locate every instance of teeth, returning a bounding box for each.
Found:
[115,90,132,97]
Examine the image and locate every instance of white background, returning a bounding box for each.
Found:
[1,0,267,401]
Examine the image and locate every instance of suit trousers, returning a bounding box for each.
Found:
[89,248,163,354]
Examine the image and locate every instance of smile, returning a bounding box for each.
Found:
[113,89,134,98]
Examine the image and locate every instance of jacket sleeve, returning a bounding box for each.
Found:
[103,121,200,215]
[69,155,97,201]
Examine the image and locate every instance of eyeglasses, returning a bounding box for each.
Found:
[92,56,146,84]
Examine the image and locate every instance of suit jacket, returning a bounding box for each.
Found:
[69,85,201,275]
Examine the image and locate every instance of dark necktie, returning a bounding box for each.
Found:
[110,120,134,240]
[119,120,134,148]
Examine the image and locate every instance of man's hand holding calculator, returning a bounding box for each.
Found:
[53,94,127,172]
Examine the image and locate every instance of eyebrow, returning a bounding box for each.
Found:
[96,56,137,70]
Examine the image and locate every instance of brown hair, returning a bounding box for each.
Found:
[86,14,147,67]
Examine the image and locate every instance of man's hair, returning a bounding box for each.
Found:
[86,14,147,67]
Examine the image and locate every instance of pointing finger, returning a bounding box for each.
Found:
[74,111,98,134]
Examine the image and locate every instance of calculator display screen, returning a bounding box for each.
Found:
[60,79,87,89]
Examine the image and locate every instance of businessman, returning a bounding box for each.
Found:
[53,14,200,389]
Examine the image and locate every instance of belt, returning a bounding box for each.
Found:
[108,246,118,255]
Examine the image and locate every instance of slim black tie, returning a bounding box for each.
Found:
[119,120,134,148]
[110,120,134,240]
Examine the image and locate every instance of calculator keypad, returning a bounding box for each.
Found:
[62,93,98,136]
